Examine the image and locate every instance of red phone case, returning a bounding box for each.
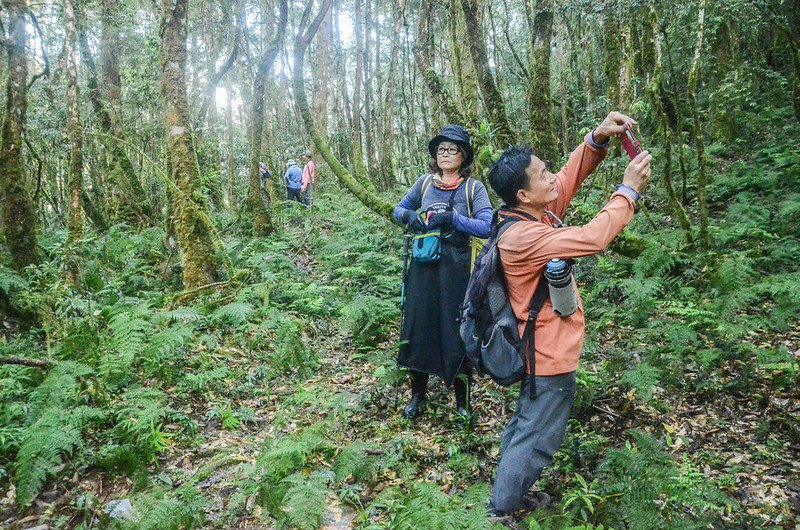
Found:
[620,124,643,160]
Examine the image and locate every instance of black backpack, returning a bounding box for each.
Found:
[459,213,549,399]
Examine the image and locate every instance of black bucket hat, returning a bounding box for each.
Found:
[428,124,474,168]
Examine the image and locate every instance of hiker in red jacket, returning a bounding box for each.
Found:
[487,112,652,522]
[301,150,316,207]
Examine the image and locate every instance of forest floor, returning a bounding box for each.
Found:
[2,187,800,529]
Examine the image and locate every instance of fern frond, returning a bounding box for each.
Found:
[143,323,195,363]
[278,471,333,530]
[388,482,488,530]
[29,361,92,418]
[0,265,28,294]
[333,442,380,483]
[160,306,204,324]
[619,363,661,402]
[113,387,168,439]
[101,308,150,384]
[14,407,87,506]
[116,485,206,530]
[256,423,333,482]
[211,301,255,326]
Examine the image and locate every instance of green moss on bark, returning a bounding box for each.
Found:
[161,0,220,291]
[1,0,40,272]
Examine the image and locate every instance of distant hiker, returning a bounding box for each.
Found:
[284,159,303,203]
[259,161,271,184]
[301,150,316,206]
[259,162,272,207]
[393,124,493,423]
[486,112,652,521]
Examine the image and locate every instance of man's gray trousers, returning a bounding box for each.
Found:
[491,371,577,513]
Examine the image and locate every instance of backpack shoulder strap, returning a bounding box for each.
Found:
[520,277,549,400]
[420,174,434,202]
[466,178,477,218]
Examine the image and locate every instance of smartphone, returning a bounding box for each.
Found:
[620,123,643,160]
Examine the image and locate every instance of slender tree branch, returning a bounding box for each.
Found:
[498,0,529,78]
[0,356,53,368]
[197,23,241,124]
[26,9,51,88]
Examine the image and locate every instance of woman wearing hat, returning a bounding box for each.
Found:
[393,124,493,422]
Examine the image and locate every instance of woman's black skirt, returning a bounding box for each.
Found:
[398,243,471,386]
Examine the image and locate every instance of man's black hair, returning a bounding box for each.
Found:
[488,146,535,207]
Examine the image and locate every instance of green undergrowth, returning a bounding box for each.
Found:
[2,122,798,528]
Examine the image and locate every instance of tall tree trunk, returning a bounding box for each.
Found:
[603,9,621,110]
[100,0,153,225]
[688,0,709,251]
[363,0,377,179]
[351,0,375,192]
[293,0,394,221]
[449,0,479,124]
[248,0,287,236]
[380,0,405,188]
[64,0,84,274]
[226,85,236,211]
[647,9,692,243]
[459,0,514,147]
[203,0,224,210]
[0,0,40,271]
[559,32,569,155]
[160,0,220,290]
[414,0,465,126]
[312,9,332,141]
[527,0,558,162]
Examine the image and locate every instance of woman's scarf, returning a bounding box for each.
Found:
[432,175,463,190]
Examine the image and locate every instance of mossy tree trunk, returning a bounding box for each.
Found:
[459,0,515,147]
[248,0,287,236]
[0,0,40,272]
[450,0,480,125]
[363,0,377,180]
[527,0,558,163]
[160,0,220,290]
[226,84,236,211]
[688,0,709,252]
[379,0,405,187]
[414,0,465,126]
[293,0,395,223]
[351,0,375,193]
[312,9,333,142]
[64,0,84,274]
[76,10,111,230]
[77,0,151,227]
[647,9,692,243]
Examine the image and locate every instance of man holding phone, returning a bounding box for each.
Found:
[486,112,652,522]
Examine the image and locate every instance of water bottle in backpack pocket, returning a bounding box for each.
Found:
[544,258,578,317]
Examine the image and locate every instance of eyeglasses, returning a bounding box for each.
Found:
[436,146,460,155]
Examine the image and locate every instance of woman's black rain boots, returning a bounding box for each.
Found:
[402,371,429,418]
[402,371,472,424]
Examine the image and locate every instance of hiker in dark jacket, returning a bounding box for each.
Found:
[393,124,493,423]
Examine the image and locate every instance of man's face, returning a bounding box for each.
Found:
[518,155,557,207]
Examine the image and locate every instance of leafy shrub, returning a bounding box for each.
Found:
[594,431,732,529]
[340,294,399,347]
[385,482,489,529]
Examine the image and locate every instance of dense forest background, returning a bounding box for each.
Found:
[1,0,799,528]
